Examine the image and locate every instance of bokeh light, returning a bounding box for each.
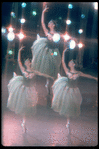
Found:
[8,49,14,55]
[78,43,83,48]
[69,40,76,49]
[93,2,98,10]
[66,19,72,25]
[11,12,16,18]
[21,2,26,8]
[7,32,15,41]
[78,29,83,34]
[1,27,6,34]
[63,33,70,41]
[68,4,73,9]
[20,18,26,24]
[18,32,25,40]
[8,27,14,32]
[52,33,60,42]
[81,14,85,18]
[32,11,37,16]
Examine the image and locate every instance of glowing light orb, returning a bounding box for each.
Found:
[66,19,71,25]
[63,34,70,41]
[20,18,26,24]
[81,14,85,18]
[69,40,76,49]
[52,33,60,42]
[93,2,98,10]
[59,17,62,20]
[32,11,37,16]
[11,12,16,18]
[21,2,26,8]
[1,27,6,33]
[68,4,73,9]
[8,49,13,55]
[8,27,14,32]
[54,52,58,56]
[78,43,83,48]
[18,32,24,40]
[7,32,15,41]
[78,29,83,34]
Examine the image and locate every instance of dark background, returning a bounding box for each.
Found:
[1,2,98,74]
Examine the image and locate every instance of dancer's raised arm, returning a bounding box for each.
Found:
[62,49,69,75]
[41,6,49,36]
[18,46,27,74]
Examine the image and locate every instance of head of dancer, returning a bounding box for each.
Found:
[48,20,56,31]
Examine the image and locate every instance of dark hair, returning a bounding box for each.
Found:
[48,20,58,31]
[48,20,56,26]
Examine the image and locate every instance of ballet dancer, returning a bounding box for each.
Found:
[31,4,67,99]
[7,46,39,133]
[51,48,98,145]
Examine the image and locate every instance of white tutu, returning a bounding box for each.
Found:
[7,75,38,115]
[52,76,82,118]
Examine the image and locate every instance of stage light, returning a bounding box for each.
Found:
[21,2,26,8]
[53,52,58,56]
[8,49,13,55]
[11,12,16,18]
[58,17,62,20]
[78,43,83,48]
[1,27,6,33]
[63,33,70,41]
[52,33,60,42]
[69,40,76,49]
[7,32,15,41]
[8,27,14,32]
[81,14,85,18]
[20,18,26,24]
[68,4,73,9]
[18,32,25,40]
[66,19,71,25]
[32,11,37,16]
[93,2,98,10]
[78,29,83,34]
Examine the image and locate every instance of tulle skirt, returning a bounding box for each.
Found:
[51,76,82,118]
[31,38,61,79]
[7,75,38,115]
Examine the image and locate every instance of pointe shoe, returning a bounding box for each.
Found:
[66,121,70,129]
[21,122,27,133]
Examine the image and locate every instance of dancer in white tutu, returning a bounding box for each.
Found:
[31,5,65,95]
[7,46,39,132]
[51,48,98,144]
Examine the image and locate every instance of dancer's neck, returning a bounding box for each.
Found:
[70,67,76,73]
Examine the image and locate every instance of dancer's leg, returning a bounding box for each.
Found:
[66,117,71,145]
[21,115,27,133]
[45,78,51,107]
[45,78,50,94]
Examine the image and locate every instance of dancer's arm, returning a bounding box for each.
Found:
[79,72,98,81]
[18,46,26,73]
[62,49,70,75]
[41,6,49,36]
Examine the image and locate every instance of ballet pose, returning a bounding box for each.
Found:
[31,5,68,97]
[51,48,98,144]
[7,46,39,132]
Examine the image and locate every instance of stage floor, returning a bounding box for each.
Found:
[1,70,98,146]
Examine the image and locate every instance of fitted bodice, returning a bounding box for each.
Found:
[67,72,80,88]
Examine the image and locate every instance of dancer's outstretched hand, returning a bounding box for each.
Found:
[43,6,49,13]
[19,45,25,51]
